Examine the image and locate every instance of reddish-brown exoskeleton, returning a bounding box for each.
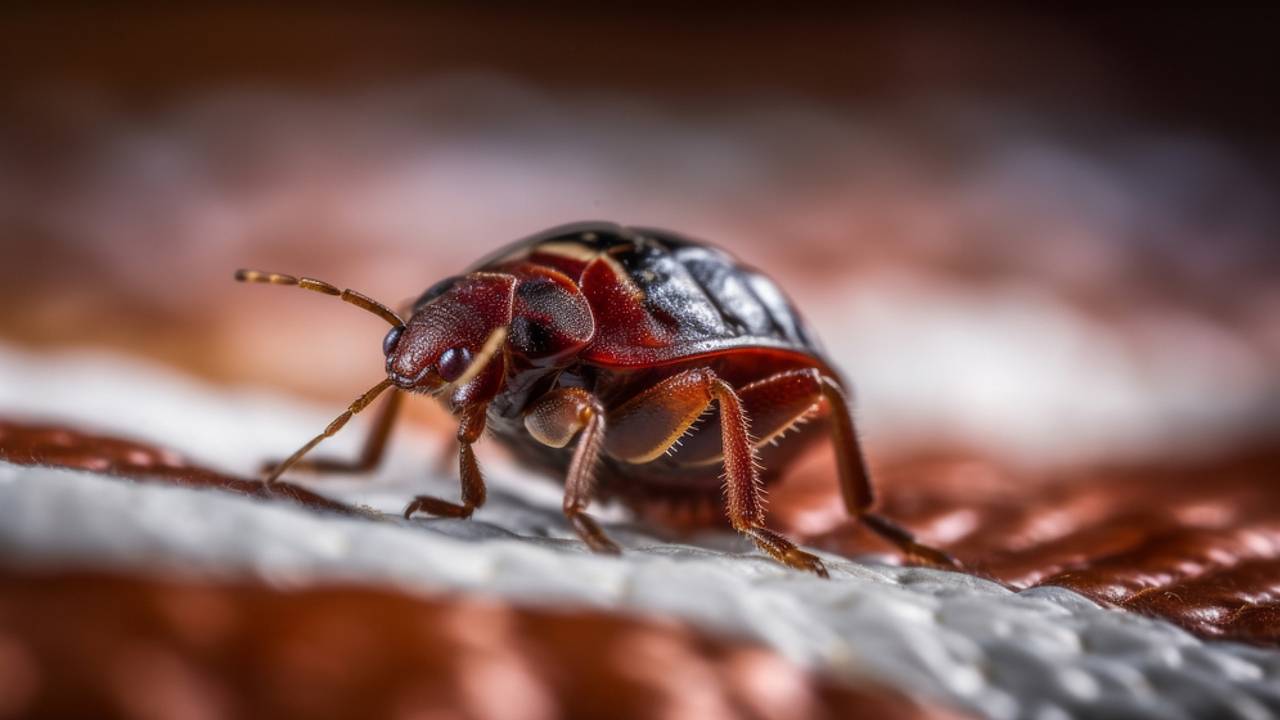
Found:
[237,223,958,576]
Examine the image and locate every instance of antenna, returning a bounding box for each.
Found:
[235,269,404,328]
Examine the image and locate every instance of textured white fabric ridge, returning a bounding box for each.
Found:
[1,346,1279,720]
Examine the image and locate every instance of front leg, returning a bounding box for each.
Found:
[261,391,403,478]
[403,404,487,519]
[524,388,620,553]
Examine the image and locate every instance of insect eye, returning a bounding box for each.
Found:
[382,325,404,356]
[436,346,474,383]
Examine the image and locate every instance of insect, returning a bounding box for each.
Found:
[236,222,959,576]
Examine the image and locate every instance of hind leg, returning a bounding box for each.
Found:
[815,373,961,568]
[664,368,960,569]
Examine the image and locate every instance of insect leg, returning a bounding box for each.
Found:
[670,368,961,569]
[817,374,962,569]
[524,388,620,553]
[263,379,395,483]
[665,368,828,465]
[604,369,827,576]
[403,404,488,520]
[706,373,828,577]
[260,390,403,477]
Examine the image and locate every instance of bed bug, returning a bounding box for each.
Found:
[236,222,959,576]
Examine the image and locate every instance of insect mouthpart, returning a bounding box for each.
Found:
[385,361,435,390]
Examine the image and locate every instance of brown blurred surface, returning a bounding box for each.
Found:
[0,419,362,517]
[4,5,1278,137]
[776,444,1280,646]
[0,566,957,720]
[4,415,1279,649]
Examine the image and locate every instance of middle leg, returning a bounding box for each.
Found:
[606,368,828,576]
[686,368,960,569]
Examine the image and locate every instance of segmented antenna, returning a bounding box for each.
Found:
[235,269,404,328]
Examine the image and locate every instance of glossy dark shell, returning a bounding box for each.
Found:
[474,221,829,370]
[477,222,841,511]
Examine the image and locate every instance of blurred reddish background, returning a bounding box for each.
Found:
[3,4,1278,468]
